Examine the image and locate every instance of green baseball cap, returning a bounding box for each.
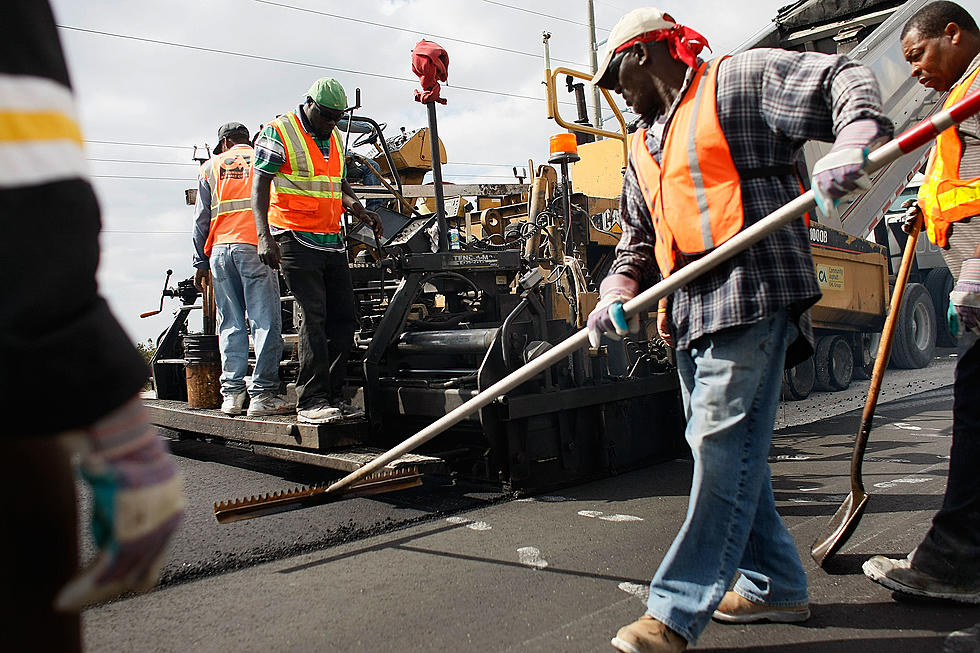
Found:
[306,78,347,111]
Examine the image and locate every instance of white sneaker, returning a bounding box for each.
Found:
[246,393,293,417]
[221,391,248,416]
[296,402,342,424]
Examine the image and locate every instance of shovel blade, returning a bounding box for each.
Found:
[810,490,869,566]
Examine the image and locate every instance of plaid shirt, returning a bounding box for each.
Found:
[611,48,892,364]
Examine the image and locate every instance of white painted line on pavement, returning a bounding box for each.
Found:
[618,581,650,603]
[874,477,934,489]
[517,546,549,569]
[577,509,644,522]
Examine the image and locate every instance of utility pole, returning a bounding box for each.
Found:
[586,0,603,134]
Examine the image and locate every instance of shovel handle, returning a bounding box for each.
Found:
[850,214,922,493]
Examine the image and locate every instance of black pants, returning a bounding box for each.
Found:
[277,234,354,410]
[914,334,980,581]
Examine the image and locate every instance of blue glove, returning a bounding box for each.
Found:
[587,274,640,347]
[949,258,980,337]
[812,119,883,222]
[55,396,185,611]
[948,300,961,338]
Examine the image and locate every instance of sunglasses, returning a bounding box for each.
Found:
[309,101,344,123]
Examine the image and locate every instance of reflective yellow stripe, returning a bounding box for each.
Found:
[213,199,253,218]
[279,114,311,177]
[275,186,343,199]
[937,183,980,210]
[0,110,82,144]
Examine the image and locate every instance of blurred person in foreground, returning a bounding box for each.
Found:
[0,2,185,650]
[863,0,980,605]
[587,7,891,651]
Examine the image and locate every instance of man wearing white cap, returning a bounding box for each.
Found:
[586,8,892,652]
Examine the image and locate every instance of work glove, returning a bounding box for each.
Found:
[587,274,640,348]
[812,119,882,223]
[901,198,923,235]
[55,396,185,611]
[948,258,980,337]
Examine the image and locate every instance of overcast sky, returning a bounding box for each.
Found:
[47,0,958,345]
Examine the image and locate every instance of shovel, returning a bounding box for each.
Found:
[271,90,980,509]
[810,211,923,566]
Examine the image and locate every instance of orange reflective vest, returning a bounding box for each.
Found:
[267,111,346,234]
[630,58,744,276]
[917,64,980,248]
[201,144,257,257]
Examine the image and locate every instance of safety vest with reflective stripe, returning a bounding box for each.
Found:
[0,73,86,188]
[201,144,257,257]
[267,111,346,234]
[630,58,743,276]
[917,64,980,248]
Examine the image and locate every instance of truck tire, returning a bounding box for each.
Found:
[782,356,815,400]
[815,335,854,391]
[924,267,958,347]
[852,332,880,380]
[889,282,937,369]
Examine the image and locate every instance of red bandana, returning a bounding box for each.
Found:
[614,25,711,69]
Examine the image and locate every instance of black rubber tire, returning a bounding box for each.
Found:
[827,336,854,390]
[889,282,937,369]
[814,335,854,391]
[814,336,834,392]
[782,356,815,401]
[852,332,880,380]
[923,267,958,348]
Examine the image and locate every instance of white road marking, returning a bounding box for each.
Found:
[517,546,549,569]
[865,457,912,463]
[769,455,811,461]
[874,477,934,489]
[516,495,572,503]
[618,582,650,603]
[892,422,922,431]
[446,516,492,531]
[599,514,644,522]
[799,487,822,492]
[577,509,643,522]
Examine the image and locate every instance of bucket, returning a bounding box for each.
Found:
[184,334,221,409]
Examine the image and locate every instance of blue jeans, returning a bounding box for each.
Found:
[646,310,808,644]
[209,243,283,397]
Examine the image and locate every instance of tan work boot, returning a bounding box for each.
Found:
[611,615,687,653]
[712,591,810,623]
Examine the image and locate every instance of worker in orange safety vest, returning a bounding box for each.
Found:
[251,78,382,425]
[193,122,290,418]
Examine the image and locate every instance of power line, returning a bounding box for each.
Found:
[89,158,199,166]
[91,174,194,180]
[57,25,559,106]
[86,139,192,150]
[479,0,611,31]
[250,0,589,68]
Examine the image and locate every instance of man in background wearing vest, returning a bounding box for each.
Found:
[863,0,980,605]
[252,78,382,424]
[587,8,891,652]
[193,121,289,417]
